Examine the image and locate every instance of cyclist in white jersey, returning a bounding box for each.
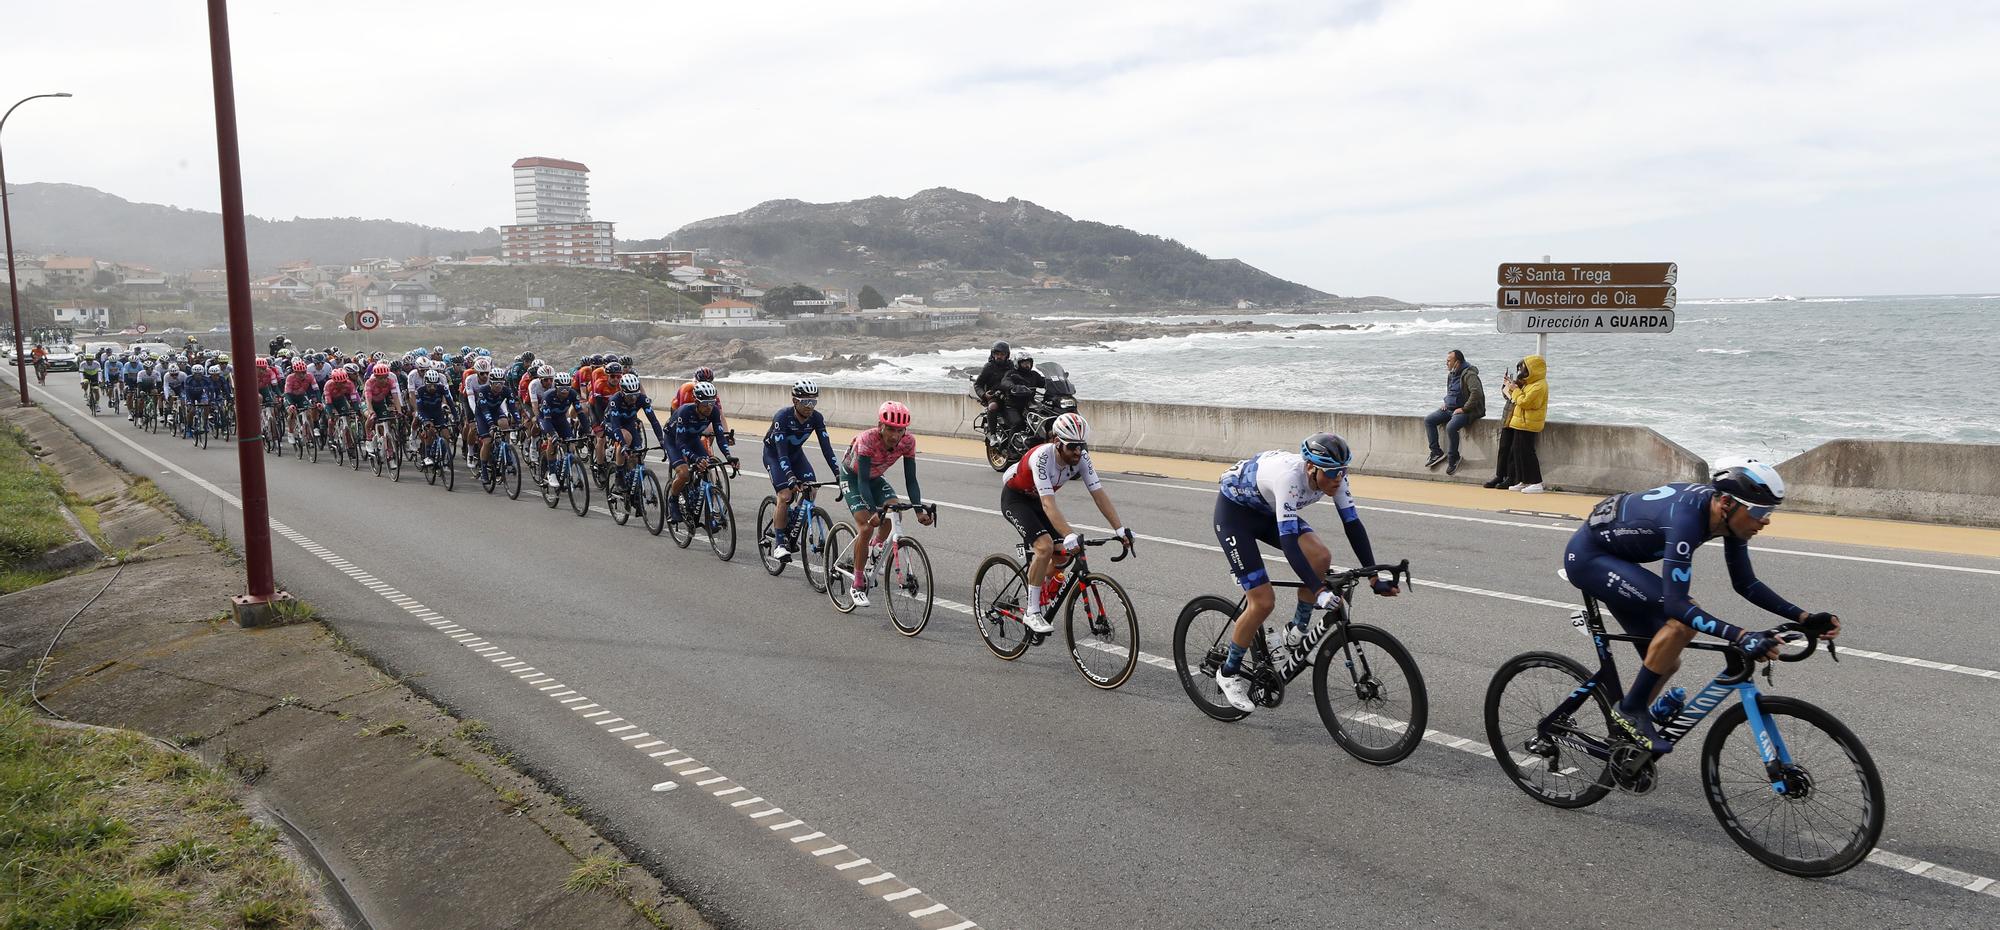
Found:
[998,412,1132,633]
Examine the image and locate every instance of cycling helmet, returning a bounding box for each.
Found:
[1050,411,1089,444]
[459,345,471,355]
[254,357,269,367]
[329,368,350,381]
[691,381,718,403]
[413,348,427,358]
[879,401,913,429]
[693,366,715,382]
[519,351,535,363]
[143,358,157,367]
[277,347,293,357]
[618,355,634,368]
[619,373,641,392]
[476,348,491,358]
[1300,432,1353,471]
[791,379,820,399]
[371,363,390,377]
[1711,459,1785,509]
[291,361,306,372]
[432,345,444,355]
[207,364,222,374]
[473,357,492,373]
[169,364,182,374]
[424,369,444,384]
[536,364,554,378]
[389,360,404,374]
[604,361,624,375]
[344,362,361,375]
[216,354,230,364]
[554,371,573,387]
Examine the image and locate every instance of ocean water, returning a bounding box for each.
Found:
[733,295,2000,462]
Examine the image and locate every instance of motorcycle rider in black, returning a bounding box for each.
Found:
[999,353,1046,434]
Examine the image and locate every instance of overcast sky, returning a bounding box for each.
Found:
[3,0,1996,299]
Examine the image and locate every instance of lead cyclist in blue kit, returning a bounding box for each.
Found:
[1563,459,1843,752]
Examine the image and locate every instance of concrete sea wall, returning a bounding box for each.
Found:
[646,379,1997,526]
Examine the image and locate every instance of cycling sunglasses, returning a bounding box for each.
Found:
[794,397,818,407]
[1060,441,1088,453]
[1741,502,1777,520]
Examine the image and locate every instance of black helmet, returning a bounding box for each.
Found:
[991,341,1010,356]
[1711,460,1785,508]
[619,355,634,368]
[518,351,535,362]
[1300,432,1353,471]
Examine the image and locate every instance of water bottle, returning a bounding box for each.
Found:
[1649,686,1687,725]
[1040,566,1066,603]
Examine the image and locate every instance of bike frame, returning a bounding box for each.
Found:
[1537,594,1798,785]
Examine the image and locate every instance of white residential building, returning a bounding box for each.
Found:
[513,156,592,224]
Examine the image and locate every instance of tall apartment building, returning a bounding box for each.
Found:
[503,156,615,266]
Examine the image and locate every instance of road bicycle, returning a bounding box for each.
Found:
[367,416,401,481]
[137,389,159,434]
[669,456,737,560]
[480,428,523,499]
[602,437,666,532]
[971,534,1139,689]
[756,479,838,591]
[539,436,591,516]
[262,398,285,456]
[83,378,100,415]
[1482,575,1880,877]
[1173,561,1427,765]
[187,402,212,449]
[826,501,939,635]
[419,420,455,490]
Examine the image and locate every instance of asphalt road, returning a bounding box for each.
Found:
[15,373,1999,930]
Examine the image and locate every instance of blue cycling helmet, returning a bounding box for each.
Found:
[1300,432,1352,470]
[477,348,492,358]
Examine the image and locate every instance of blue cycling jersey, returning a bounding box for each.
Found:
[472,383,515,419]
[1573,482,1801,640]
[538,385,581,420]
[667,401,728,460]
[762,407,839,472]
[412,383,451,418]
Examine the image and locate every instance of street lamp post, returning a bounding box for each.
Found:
[1,92,73,406]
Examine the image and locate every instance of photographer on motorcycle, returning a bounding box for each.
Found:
[999,352,1046,434]
[974,341,1012,410]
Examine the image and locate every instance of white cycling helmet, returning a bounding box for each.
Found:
[554,371,573,387]
[424,369,444,384]
[619,373,641,392]
[791,378,820,399]
[473,356,493,373]
[691,381,718,403]
[1050,412,1091,446]
[537,364,555,378]
[207,364,223,374]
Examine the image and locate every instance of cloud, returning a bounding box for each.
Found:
[2,0,1996,297]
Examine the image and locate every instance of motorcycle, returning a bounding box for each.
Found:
[972,362,1080,471]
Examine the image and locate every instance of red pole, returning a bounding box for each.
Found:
[206,0,276,600]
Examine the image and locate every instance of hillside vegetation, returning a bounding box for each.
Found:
[9,183,498,272]
[626,187,1329,308]
[431,265,703,320]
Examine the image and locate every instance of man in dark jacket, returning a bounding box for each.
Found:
[998,353,1046,433]
[1425,349,1484,475]
[973,341,1012,401]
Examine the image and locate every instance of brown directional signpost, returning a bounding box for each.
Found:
[1496,262,1679,350]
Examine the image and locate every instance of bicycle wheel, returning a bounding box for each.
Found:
[643,470,667,536]
[824,522,858,613]
[885,537,935,637]
[607,477,631,525]
[971,554,1032,660]
[801,509,834,593]
[388,434,402,482]
[502,445,521,499]
[1483,651,1616,809]
[1172,595,1250,722]
[566,458,589,516]
[706,487,736,561]
[1064,573,1138,689]
[307,425,319,463]
[540,452,559,506]
[1312,623,1427,765]
[757,497,786,575]
[1700,695,1884,877]
[667,486,694,547]
[373,433,386,476]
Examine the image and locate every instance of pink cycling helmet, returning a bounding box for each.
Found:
[878,401,912,428]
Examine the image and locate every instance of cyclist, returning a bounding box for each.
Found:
[520,364,555,448]
[29,344,47,384]
[1563,459,1841,752]
[588,361,628,466]
[761,379,842,561]
[460,357,494,454]
[1210,433,1400,713]
[79,353,103,407]
[362,362,402,458]
[666,381,736,524]
[998,412,1129,632]
[537,371,584,484]
[322,367,361,444]
[672,367,728,448]
[283,360,318,440]
[411,368,454,467]
[181,364,219,437]
[129,358,161,424]
[470,369,518,477]
[600,373,667,495]
[836,401,934,607]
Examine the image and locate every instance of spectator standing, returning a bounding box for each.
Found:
[1503,354,1548,492]
[1483,357,1525,489]
[1424,349,1484,475]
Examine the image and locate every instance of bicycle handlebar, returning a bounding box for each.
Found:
[1772,614,1840,664]
[1327,559,1412,593]
[1078,534,1136,562]
[880,501,940,525]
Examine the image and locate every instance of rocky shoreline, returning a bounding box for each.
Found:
[523,306,1400,380]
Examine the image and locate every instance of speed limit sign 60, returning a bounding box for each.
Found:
[357,309,381,331]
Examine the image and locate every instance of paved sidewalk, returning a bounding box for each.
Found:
[0,398,709,930]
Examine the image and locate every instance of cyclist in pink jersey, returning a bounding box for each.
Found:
[836,401,933,606]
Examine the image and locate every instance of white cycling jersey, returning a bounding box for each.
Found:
[1218,450,1357,535]
[1003,442,1102,496]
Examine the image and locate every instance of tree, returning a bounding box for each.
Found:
[760,283,826,318]
[857,285,887,310]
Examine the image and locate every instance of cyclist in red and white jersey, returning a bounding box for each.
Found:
[999,412,1131,633]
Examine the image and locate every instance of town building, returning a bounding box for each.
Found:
[500,156,616,267]
[50,301,112,329]
[189,269,228,298]
[501,222,615,266]
[41,255,98,288]
[0,259,47,289]
[362,281,444,321]
[699,299,768,327]
[614,250,695,270]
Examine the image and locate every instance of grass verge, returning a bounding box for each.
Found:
[0,422,71,573]
[0,697,321,928]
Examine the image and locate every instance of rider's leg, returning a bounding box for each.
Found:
[849,510,879,589]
